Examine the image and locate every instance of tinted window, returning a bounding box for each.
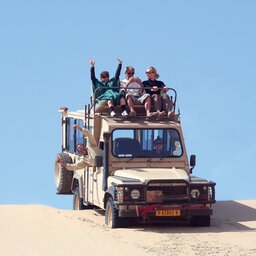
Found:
[65,118,85,154]
[112,128,183,158]
[65,118,75,153]
[75,119,85,153]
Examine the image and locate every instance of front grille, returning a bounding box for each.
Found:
[148,186,188,203]
[146,180,189,203]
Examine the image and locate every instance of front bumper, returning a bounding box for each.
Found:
[119,204,212,222]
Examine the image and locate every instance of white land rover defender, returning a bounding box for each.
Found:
[54,89,216,228]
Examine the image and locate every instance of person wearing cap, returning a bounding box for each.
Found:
[152,136,165,156]
[142,66,174,120]
[89,58,128,117]
[56,124,103,170]
[120,66,153,119]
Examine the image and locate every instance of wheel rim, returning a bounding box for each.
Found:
[74,194,79,210]
[107,205,113,227]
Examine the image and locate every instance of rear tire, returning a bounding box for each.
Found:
[55,153,73,194]
[105,197,121,228]
[191,215,211,227]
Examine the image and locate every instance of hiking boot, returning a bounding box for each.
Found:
[129,110,136,117]
[156,111,166,120]
[146,112,153,121]
[168,111,175,120]
[151,112,159,117]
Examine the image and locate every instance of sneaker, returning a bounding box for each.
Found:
[110,110,117,117]
[121,110,128,117]
[129,110,136,117]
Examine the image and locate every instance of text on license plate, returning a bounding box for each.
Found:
[155,209,181,217]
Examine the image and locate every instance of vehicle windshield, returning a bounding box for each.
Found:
[112,128,183,158]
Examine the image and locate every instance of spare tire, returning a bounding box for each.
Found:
[54,153,73,194]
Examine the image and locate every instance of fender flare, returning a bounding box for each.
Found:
[104,186,115,208]
[71,173,83,196]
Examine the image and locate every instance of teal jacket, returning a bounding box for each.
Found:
[90,64,121,105]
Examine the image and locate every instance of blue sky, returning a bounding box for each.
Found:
[0,0,255,209]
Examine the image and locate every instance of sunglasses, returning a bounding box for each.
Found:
[127,72,134,75]
[146,71,155,74]
[101,76,109,79]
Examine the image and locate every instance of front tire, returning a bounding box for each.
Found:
[73,186,86,210]
[105,197,121,228]
[55,153,73,194]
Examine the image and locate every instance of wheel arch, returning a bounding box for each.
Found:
[71,173,83,196]
[103,186,115,209]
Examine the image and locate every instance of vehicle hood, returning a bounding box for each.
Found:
[113,168,189,182]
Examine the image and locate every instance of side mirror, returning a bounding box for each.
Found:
[189,155,196,174]
[190,154,196,167]
[95,155,103,167]
[99,141,104,150]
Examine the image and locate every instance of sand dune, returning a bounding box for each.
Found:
[0,200,256,256]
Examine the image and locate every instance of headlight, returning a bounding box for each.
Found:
[203,186,208,192]
[116,186,144,202]
[130,189,140,200]
[191,189,200,199]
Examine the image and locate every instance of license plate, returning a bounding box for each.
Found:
[155,209,180,217]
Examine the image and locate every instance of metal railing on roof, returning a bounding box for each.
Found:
[89,85,178,113]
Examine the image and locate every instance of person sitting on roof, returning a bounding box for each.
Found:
[142,66,174,120]
[120,66,153,119]
[89,58,128,117]
[57,124,103,170]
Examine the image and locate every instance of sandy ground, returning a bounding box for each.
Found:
[0,200,256,256]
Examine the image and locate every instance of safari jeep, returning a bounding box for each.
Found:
[54,89,216,228]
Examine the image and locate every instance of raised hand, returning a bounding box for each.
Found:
[88,58,95,67]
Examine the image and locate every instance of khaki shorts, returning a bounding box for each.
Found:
[126,93,150,105]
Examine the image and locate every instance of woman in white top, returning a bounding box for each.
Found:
[121,66,152,118]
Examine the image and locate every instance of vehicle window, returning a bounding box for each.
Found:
[65,118,85,154]
[65,118,75,153]
[112,128,183,158]
[75,119,85,154]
